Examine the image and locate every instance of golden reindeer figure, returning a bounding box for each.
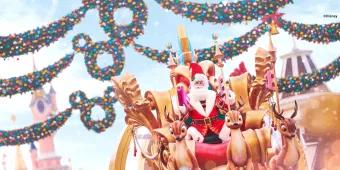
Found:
[225,105,254,170]
[166,112,200,170]
[269,101,301,170]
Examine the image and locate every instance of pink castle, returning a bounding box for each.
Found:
[29,86,71,170]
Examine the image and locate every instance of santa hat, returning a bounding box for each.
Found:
[189,63,209,89]
[189,63,204,81]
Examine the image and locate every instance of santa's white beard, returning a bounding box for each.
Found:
[190,87,210,101]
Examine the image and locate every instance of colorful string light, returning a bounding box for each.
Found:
[72,33,125,81]
[0,86,117,146]
[133,22,268,64]
[0,7,89,59]
[154,0,292,24]
[84,41,125,81]
[0,108,72,146]
[278,56,340,93]
[69,86,117,133]
[278,18,340,44]
[196,23,268,61]
[133,43,174,63]
[0,54,74,97]
[98,0,148,46]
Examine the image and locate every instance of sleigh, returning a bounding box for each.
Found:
[109,67,304,170]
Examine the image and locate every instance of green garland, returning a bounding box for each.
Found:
[84,41,125,81]
[72,34,125,81]
[98,0,148,46]
[196,22,268,61]
[71,0,147,81]
[133,22,268,64]
[278,56,340,93]
[278,18,340,44]
[69,86,117,133]
[0,108,72,146]
[0,86,117,146]
[133,43,174,64]
[0,6,90,59]
[154,0,292,24]
[0,54,74,97]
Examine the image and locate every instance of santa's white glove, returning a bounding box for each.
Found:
[178,105,187,115]
[171,96,187,116]
[186,127,204,143]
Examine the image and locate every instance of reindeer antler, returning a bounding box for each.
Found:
[164,106,174,123]
[290,101,298,118]
[272,103,284,120]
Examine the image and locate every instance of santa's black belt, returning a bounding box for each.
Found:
[190,113,225,126]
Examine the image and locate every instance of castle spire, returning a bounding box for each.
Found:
[32,55,37,71]
[30,55,46,100]
[292,37,298,50]
[49,84,56,94]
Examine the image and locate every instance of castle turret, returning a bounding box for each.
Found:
[49,85,57,113]
[30,143,38,170]
[29,56,70,170]
[280,38,329,99]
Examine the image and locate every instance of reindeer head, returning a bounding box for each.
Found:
[272,101,298,139]
[165,107,188,142]
[225,110,243,129]
[225,101,244,129]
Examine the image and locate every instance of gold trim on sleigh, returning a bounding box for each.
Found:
[110,58,307,169]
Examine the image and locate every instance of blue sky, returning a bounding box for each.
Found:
[0,0,339,169]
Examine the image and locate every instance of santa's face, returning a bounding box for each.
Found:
[193,79,205,89]
[190,74,210,101]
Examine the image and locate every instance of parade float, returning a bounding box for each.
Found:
[109,25,308,170]
[0,0,339,169]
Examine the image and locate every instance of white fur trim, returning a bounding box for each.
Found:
[204,90,216,116]
[188,94,206,116]
[188,90,216,117]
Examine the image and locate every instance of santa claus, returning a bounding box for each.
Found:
[175,63,236,144]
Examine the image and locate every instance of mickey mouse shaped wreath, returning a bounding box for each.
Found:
[69,86,117,133]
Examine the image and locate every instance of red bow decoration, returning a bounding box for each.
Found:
[230,62,247,77]
[262,11,284,27]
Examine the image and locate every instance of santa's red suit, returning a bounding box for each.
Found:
[187,89,225,136]
[179,63,233,143]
